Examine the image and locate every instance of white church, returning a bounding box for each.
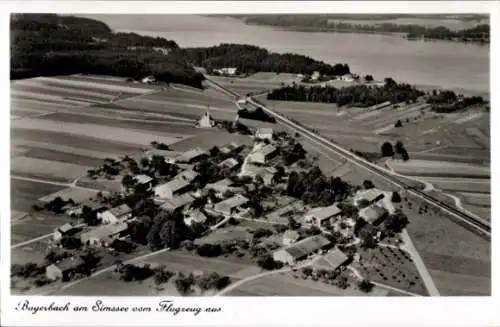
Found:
[194,110,216,129]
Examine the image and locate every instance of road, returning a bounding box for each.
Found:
[205,77,490,239]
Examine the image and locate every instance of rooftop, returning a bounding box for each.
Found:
[161,193,195,211]
[52,256,85,272]
[107,204,132,218]
[177,148,206,162]
[220,142,242,154]
[155,178,190,194]
[257,144,277,157]
[134,174,153,185]
[359,205,388,224]
[214,194,249,213]
[145,149,182,159]
[175,170,199,182]
[80,222,128,242]
[280,235,331,260]
[257,127,273,135]
[306,204,342,221]
[283,230,300,241]
[322,247,349,270]
[355,188,385,204]
[219,158,239,169]
[58,223,76,234]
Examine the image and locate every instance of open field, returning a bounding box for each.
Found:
[11,212,71,245]
[389,159,489,178]
[38,187,101,203]
[420,177,490,194]
[12,129,143,154]
[456,192,490,207]
[11,156,91,183]
[208,74,300,96]
[403,193,490,295]
[12,118,183,147]
[56,250,251,296]
[11,179,64,212]
[194,227,251,246]
[11,238,52,265]
[20,147,105,167]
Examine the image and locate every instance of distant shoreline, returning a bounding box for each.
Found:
[245,23,489,46]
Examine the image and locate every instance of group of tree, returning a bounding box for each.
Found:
[426,89,485,113]
[183,43,350,76]
[268,79,424,107]
[237,107,276,123]
[286,166,353,206]
[145,211,195,251]
[279,141,307,166]
[384,210,409,233]
[256,254,284,270]
[11,263,45,278]
[380,141,409,161]
[34,196,75,214]
[174,271,231,295]
[11,14,205,88]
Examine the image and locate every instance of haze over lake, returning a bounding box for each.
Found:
[80,14,489,93]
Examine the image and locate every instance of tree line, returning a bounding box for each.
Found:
[11,14,204,88]
[183,43,350,76]
[268,78,424,107]
[426,89,485,113]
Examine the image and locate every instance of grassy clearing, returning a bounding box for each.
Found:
[11,239,52,265]
[422,177,490,194]
[76,178,123,193]
[11,156,91,182]
[12,140,123,160]
[428,269,490,296]
[195,227,251,246]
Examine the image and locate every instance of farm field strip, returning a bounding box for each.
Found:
[121,96,236,113]
[11,118,183,147]
[420,177,490,193]
[10,90,92,106]
[35,76,153,94]
[12,80,117,101]
[20,146,105,167]
[389,159,490,178]
[11,97,77,110]
[408,152,489,165]
[360,104,430,128]
[11,140,123,160]
[39,112,197,137]
[11,156,91,182]
[427,268,490,296]
[465,127,489,148]
[454,112,485,124]
[456,192,491,207]
[12,129,142,154]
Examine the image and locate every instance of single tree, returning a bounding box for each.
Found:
[381,142,395,157]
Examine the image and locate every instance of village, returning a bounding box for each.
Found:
[12,108,417,296]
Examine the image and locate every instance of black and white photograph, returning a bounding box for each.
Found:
[1,1,498,326]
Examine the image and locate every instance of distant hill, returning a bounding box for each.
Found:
[10,14,204,88]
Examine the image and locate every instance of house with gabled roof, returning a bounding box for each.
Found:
[97,204,133,225]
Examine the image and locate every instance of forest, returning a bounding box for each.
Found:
[183,43,350,76]
[267,78,424,107]
[10,14,204,88]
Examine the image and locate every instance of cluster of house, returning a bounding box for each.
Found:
[212,67,238,76]
[270,187,393,268]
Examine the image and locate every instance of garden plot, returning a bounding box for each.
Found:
[11,156,91,183]
[38,187,101,203]
[389,159,490,178]
[12,118,182,147]
[354,246,428,295]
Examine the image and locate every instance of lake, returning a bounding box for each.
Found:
[80,14,489,94]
